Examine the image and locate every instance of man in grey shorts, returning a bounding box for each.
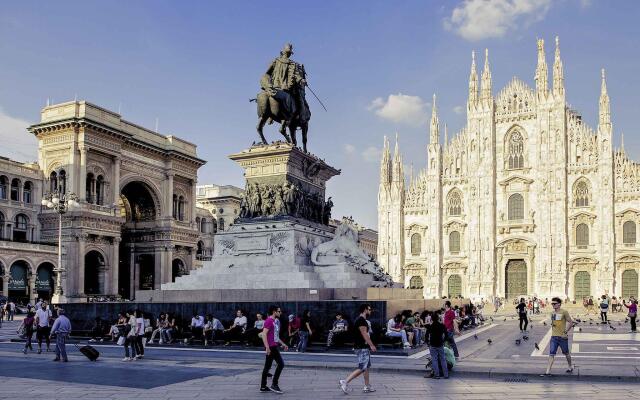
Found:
[339,304,377,394]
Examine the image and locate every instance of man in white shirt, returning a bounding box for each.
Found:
[35,302,52,353]
[224,309,248,346]
[190,313,205,343]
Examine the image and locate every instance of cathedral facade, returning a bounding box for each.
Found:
[378,38,640,301]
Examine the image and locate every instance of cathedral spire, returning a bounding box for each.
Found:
[480,48,492,101]
[621,132,625,153]
[379,135,391,187]
[552,36,564,97]
[535,38,548,98]
[468,50,478,107]
[392,133,404,185]
[444,123,449,148]
[599,68,611,134]
[430,93,439,144]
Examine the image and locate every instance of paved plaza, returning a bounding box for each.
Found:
[0,310,638,399]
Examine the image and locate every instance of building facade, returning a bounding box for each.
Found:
[378,38,640,301]
[1,100,211,303]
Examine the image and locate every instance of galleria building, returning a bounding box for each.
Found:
[0,101,244,304]
[378,38,640,301]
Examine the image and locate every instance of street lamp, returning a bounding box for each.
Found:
[42,190,80,304]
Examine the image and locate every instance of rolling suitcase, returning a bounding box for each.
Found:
[75,344,100,361]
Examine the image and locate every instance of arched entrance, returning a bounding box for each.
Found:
[622,269,639,299]
[505,260,527,299]
[84,251,105,295]
[409,276,423,289]
[172,259,186,282]
[9,261,30,303]
[35,262,55,301]
[448,275,462,298]
[574,271,591,301]
[119,181,161,299]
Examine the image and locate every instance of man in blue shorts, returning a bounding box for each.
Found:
[542,297,575,376]
[339,304,376,394]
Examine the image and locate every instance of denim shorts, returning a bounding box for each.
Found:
[355,349,371,371]
[549,336,569,355]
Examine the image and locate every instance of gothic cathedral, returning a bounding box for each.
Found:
[378,38,640,301]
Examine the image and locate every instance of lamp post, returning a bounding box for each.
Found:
[42,190,79,304]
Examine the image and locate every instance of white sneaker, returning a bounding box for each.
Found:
[122,357,130,361]
[88,339,96,343]
[339,379,349,394]
[363,385,376,393]
[403,343,411,348]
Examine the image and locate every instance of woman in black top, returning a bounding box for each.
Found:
[516,298,528,332]
[296,310,312,353]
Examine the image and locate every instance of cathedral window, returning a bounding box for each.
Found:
[86,173,95,204]
[218,218,225,231]
[411,233,421,256]
[49,171,58,193]
[576,223,589,248]
[574,181,589,207]
[508,194,524,220]
[448,191,462,216]
[178,196,186,221]
[409,276,423,289]
[449,231,460,253]
[58,170,67,194]
[623,221,637,245]
[96,175,104,205]
[172,194,178,219]
[507,131,524,169]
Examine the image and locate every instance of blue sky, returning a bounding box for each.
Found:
[1,1,639,228]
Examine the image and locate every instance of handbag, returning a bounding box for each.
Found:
[117,336,126,346]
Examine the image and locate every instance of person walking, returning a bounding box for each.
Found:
[443,301,459,360]
[134,310,145,359]
[35,302,52,353]
[425,310,448,379]
[339,303,377,394]
[8,301,15,321]
[50,308,71,362]
[19,311,36,354]
[260,305,288,394]
[599,294,609,324]
[516,298,529,332]
[296,310,312,353]
[623,297,638,333]
[122,310,137,361]
[541,297,575,376]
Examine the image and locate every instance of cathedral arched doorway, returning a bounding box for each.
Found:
[409,276,423,289]
[505,260,527,299]
[84,251,105,295]
[447,275,462,298]
[35,262,55,301]
[622,269,639,299]
[574,271,591,301]
[118,180,161,299]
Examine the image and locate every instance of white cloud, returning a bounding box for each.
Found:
[367,93,429,126]
[444,0,552,41]
[0,107,37,162]
[453,105,465,114]
[361,146,382,163]
[343,143,356,155]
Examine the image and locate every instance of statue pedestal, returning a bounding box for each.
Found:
[161,142,388,292]
[229,142,340,224]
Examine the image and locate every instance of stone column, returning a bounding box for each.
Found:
[112,238,120,296]
[2,274,8,297]
[165,173,174,218]
[7,223,13,241]
[129,251,136,299]
[191,178,198,225]
[29,273,37,305]
[165,247,173,284]
[113,156,121,207]
[154,249,162,289]
[79,146,87,201]
[78,236,86,296]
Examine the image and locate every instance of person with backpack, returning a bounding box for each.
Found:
[19,311,36,354]
[600,294,609,324]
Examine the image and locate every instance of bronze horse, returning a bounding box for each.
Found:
[255,66,310,152]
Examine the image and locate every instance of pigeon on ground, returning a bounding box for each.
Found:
[474,334,478,340]
[578,327,582,332]
[490,317,494,322]
[625,318,629,323]
[618,322,622,326]
[589,322,593,325]
[515,339,521,345]
[610,325,616,331]
[543,321,547,326]
[487,339,493,344]
[504,318,507,322]
[535,343,540,350]
[523,336,529,341]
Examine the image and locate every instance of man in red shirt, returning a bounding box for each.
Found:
[443,301,459,359]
